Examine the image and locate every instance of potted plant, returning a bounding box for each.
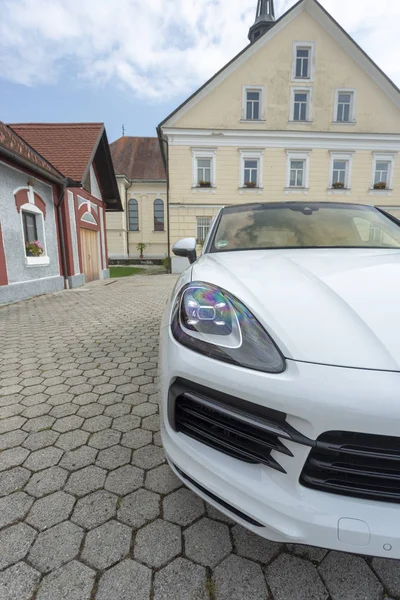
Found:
[332,181,345,189]
[136,242,147,259]
[199,181,211,188]
[25,240,44,257]
[245,181,257,188]
[374,181,387,190]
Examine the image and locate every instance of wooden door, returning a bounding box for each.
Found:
[80,228,100,282]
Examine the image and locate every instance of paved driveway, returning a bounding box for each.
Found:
[0,274,398,600]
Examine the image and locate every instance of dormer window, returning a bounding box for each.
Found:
[242,86,265,121]
[292,42,315,81]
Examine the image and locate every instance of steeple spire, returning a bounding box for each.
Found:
[248,0,276,43]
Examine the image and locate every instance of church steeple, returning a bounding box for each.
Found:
[248,0,276,43]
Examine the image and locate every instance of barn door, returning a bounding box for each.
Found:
[80,228,100,282]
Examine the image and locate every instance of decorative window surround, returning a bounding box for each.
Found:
[20,201,49,267]
[26,255,50,267]
[241,86,265,122]
[286,150,311,189]
[328,151,354,190]
[333,89,357,124]
[290,87,313,122]
[239,149,264,189]
[191,148,217,188]
[370,152,396,192]
[292,41,315,82]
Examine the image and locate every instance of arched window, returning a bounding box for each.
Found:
[128,199,139,231]
[154,199,164,231]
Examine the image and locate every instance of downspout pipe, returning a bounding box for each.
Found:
[56,183,69,289]
[157,126,170,273]
[125,181,130,261]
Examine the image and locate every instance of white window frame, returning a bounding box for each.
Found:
[371,153,396,191]
[241,85,265,121]
[239,150,264,189]
[290,87,313,122]
[20,202,50,266]
[333,88,357,124]
[191,148,217,188]
[292,41,315,82]
[329,151,354,190]
[286,151,310,189]
[196,216,212,244]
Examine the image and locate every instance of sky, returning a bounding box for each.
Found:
[0,0,399,143]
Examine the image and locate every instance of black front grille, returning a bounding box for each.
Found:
[171,379,311,474]
[301,431,400,503]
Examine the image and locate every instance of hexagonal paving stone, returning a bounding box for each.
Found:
[131,444,165,469]
[36,560,96,600]
[0,523,37,570]
[117,488,160,528]
[98,392,124,406]
[82,415,112,433]
[0,446,30,470]
[141,414,160,432]
[26,491,76,530]
[372,557,400,597]
[184,518,232,568]
[0,491,33,528]
[0,429,28,450]
[49,403,79,418]
[88,428,121,449]
[319,551,383,600]
[55,429,90,451]
[214,555,268,600]
[163,488,205,526]
[65,465,107,497]
[81,519,131,569]
[96,559,151,600]
[0,562,41,600]
[77,403,104,418]
[287,544,329,563]
[72,490,118,529]
[105,403,131,418]
[71,390,97,404]
[266,553,328,600]
[24,446,63,471]
[134,519,181,568]
[233,524,282,564]
[105,464,144,495]
[28,521,84,573]
[59,445,97,471]
[22,404,51,419]
[0,467,31,497]
[22,415,55,433]
[96,445,131,470]
[121,429,152,449]
[46,392,74,406]
[24,466,68,498]
[145,464,181,495]
[0,415,26,434]
[123,392,148,406]
[154,557,208,600]
[52,415,84,433]
[132,403,158,417]
[22,429,59,451]
[112,415,141,432]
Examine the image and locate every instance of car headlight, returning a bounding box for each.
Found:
[171,282,285,373]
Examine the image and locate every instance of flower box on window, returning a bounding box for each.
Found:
[245,181,257,188]
[332,182,345,189]
[25,241,44,257]
[199,181,211,188]
[374,182,387,190]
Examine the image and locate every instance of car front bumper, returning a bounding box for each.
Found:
[159,328,400,559]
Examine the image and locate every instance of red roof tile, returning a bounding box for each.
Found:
[9,123,104,181]
[0,122,63,180]
[110,137,166,181]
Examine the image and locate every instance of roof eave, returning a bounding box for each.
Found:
[0,144,65,185]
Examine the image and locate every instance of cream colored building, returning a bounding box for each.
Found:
[159,0,400,272]
[106,137,168,260]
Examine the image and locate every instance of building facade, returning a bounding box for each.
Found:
[107,137,167,261]
[159,0,400,272]
[0,122,121,306]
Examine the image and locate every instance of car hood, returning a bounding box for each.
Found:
[191,248,400,371]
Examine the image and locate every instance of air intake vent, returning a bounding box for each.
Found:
[170,379,308,473]
[301,431,400,503]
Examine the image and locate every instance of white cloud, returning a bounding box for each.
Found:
[0,0,399,101]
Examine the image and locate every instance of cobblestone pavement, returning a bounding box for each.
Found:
[0,274,399,600]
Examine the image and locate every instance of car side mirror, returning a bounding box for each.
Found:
[172,238,197,264]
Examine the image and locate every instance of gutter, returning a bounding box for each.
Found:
[157,126,171,272]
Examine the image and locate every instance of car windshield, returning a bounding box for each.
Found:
[211,203,400,252]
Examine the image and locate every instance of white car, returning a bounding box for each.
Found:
[159,201,400,559]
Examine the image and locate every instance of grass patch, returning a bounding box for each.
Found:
[109,266,146,278]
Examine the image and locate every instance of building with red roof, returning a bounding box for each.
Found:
[0,122,121,305]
